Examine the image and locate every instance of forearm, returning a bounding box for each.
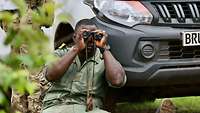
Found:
[46,46,79,81]
[103,50,126,87]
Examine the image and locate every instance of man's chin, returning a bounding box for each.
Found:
[87,48,96,55]
[80,47,96,54]
[87,50,95,54]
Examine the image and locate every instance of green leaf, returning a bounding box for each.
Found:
[32,2,55,26]
[57,13,71,23]
[0,110,6,113]
[15,111,21,113]
[2,54,21,69]
[3,73,13,91]
[17,55,34,67]
[0,91,5,105]
[0,91,8,107]
[26,82,36,94]
[43,2,55,16]
[4,28,17,45]
[11,70,28,94]
[11,0,26,16]
[0,12,16,24]
[12,34,24,48]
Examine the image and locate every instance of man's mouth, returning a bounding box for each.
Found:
[86,44,96,52]
[87,46,93,49]
[87,44,95,48]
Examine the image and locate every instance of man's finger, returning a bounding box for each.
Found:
[101,37,106,45]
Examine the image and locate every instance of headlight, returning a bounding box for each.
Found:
[94,0,153,27]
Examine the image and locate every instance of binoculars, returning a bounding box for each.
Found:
[82,31,104,41]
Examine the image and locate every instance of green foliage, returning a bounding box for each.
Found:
[11,0,26,16]
[32,2,55,27]
[0,91,8,107]
[0,12,17,25]
[0,0,57,112]
[57,13,71,23]
[0,110,6,113]
[116,97,200,113]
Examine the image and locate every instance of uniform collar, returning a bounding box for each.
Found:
[75,48,102,70]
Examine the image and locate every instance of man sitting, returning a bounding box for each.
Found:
[41,19,127,113]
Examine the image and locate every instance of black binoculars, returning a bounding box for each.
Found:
[82,31,104,41]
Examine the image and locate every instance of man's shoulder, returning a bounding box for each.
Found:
[54,47,70,57]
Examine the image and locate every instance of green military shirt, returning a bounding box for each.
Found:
[43,48,107,110]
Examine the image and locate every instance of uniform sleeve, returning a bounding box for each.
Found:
[39,65,49,85]
[42,48,70,82]
[54,48,69,57]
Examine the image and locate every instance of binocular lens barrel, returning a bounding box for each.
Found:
[82,31,103,41]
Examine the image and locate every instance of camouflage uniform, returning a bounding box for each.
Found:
[11,36,50,113]
[41,48,110,113]
[11,0,54,113]
[11,68,50,113]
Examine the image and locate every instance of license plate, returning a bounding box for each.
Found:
[182,31,200,46]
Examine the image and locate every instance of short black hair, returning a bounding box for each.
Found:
[54,19,95,50]
[75,19,96,32]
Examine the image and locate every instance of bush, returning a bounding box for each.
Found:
[0,0,55,112]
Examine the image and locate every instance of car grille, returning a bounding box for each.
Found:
[152,2,200,24]
[159,40,200,59]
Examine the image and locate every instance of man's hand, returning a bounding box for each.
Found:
[73,25,97,52]
[73,29,86,52]
[95,30,108,48]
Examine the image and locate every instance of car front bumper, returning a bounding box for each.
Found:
[92,17,200,87]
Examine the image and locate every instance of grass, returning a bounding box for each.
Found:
[115,96,200,113]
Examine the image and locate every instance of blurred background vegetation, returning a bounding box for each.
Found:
[0,0,55,112]
[116,96,200,113]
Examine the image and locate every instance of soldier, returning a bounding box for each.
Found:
[10,0,54,113]
[10,8,42,113]
[41,19,127,113]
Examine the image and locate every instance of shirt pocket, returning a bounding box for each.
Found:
[71,79,87,94]
[70,64,93,94]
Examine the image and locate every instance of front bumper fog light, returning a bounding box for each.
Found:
[141,44,155,59]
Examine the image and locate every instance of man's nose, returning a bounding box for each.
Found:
[88,36,94,42]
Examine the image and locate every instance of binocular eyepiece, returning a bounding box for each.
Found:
[83,31,104,41]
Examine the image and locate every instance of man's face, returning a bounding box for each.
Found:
[77,25,97,56]
[85,31,96,55]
